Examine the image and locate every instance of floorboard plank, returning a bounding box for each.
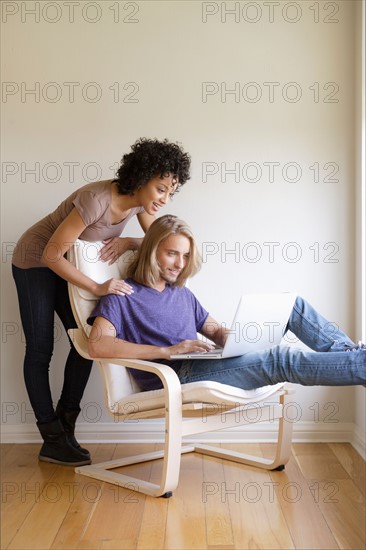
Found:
[222,443,294,550]
[1,445,58,549]
[50,444,117,550]
[164,452,207,549]
[203,450,235,549]
[328,443,366,499]
[136,446,169,550]
[292,443,365,550]
[267,448,339,549]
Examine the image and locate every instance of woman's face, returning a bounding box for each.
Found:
[135,174,178,215]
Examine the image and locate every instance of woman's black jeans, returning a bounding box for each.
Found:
[12,265,93,424]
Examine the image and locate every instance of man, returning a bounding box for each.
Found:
[88,215,366,392]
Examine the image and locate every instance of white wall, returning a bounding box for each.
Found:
[354,0,366,450]
[1,1,364,450]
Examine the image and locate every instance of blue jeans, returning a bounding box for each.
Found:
[178,296,366,389]
[12,265,93,423]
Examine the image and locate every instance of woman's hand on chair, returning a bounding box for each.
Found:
[95,278,134,297]
[100,237,133,264]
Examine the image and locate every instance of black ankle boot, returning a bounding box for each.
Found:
[37,419,91,466]
[55,402,90,459]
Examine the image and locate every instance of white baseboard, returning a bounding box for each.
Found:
[1,420,365,459]
[350,424,366,459]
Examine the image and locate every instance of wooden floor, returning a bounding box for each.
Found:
[1,442,365,550]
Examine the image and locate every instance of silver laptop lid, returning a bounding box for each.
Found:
[221,292,296,358]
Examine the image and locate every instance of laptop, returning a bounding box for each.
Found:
[171,292,296,360]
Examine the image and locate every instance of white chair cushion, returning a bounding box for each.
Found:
[71,240,134,300]
[109,380,286,415]
[101,362,141,405]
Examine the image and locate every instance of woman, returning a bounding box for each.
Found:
[12,138,191,466]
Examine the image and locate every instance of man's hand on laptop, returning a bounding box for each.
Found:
[164,340,216,359]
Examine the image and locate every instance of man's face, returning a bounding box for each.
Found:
[156,234,191,288]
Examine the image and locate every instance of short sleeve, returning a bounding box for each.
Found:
[87,295,124,338]
[72,189,106,226]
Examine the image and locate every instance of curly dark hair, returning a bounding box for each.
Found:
[115,138,191,195]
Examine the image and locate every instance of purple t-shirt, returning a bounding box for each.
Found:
[87,279,209,391]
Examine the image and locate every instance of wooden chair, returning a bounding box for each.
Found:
[68,240,295,498]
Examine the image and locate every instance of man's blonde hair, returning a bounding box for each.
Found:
[127,215,202,287]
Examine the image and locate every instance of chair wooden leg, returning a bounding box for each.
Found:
[75,394,293,496]
[75,446,196,497]
[76,388,189,497]
[193,392,294,471]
